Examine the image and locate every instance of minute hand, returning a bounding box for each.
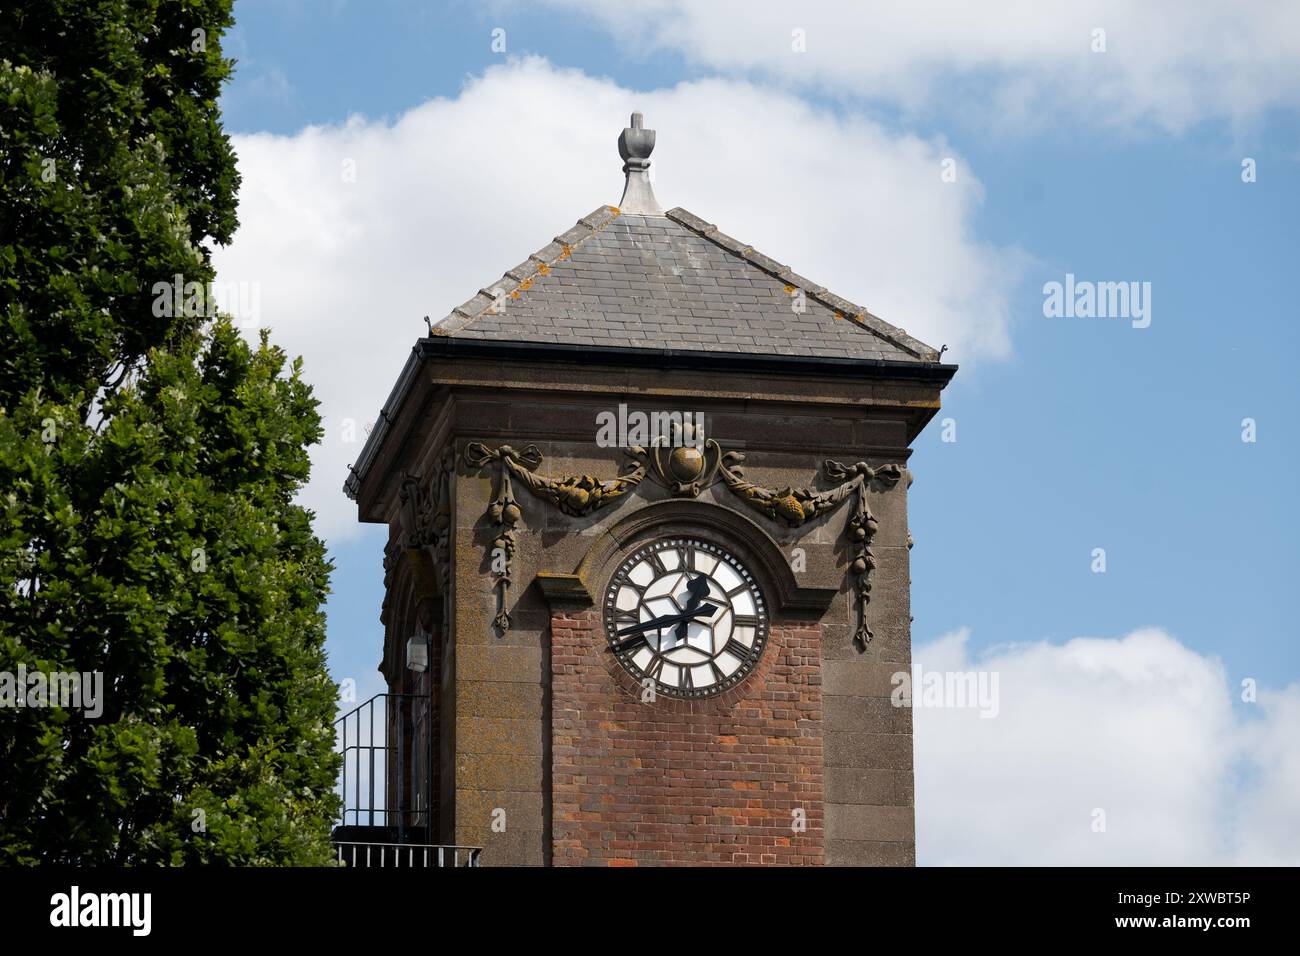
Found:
[615,603,720,639]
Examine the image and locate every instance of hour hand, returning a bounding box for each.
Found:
[674,601,720,641]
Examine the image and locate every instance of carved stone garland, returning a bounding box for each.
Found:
[461,434,902,651]
[400,448,455,559]
[395,446,456,640]
[717,452,902,649]
[463,442,648,630]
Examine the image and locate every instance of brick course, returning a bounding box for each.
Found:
[550,608,824,866]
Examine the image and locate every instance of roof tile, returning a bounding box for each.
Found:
[432,205,940,362]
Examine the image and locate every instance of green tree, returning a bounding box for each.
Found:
[0,2,340,863]
[1,0,239,408]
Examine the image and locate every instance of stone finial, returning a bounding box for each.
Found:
[617,111,664,216]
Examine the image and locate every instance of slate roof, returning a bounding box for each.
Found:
[432,205,940,363]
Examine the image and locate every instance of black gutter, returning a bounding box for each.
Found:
[343,346,422,501]
[344,336,958,500]
[417,336,959,382]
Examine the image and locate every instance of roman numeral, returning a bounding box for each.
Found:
[647,551,668,575]
[614,633,648,654]
[724,639,754,662]
[643,655,664,682]
[709,661,725,684]
[680,665,693,690]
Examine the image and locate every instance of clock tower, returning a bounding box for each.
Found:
[344,113,955,866]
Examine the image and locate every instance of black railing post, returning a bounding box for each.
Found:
[395,693,406,843]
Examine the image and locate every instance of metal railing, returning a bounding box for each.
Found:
[335,692,431,842]
[334,841,482,868]
[333,692,484,866]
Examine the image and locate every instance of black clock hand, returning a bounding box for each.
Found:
[674,573,714,641]
[616,612,684,637]
[682,574,710,610]
[614,603,720,642]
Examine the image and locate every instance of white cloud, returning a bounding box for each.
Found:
[213,57,1017,543]
[914,626,1300,865]
[541,0,1300,133]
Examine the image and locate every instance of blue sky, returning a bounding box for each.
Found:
[213,1,1300,863]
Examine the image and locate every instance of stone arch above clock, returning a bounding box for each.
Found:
[542,497,839,620]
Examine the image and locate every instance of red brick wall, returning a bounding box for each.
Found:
[550,608,824,866]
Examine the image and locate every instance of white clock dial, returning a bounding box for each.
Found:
[602,538,768,699]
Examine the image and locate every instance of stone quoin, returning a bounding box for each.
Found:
[344,112,957,866]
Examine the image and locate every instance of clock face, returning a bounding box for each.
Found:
[602,538,768,699]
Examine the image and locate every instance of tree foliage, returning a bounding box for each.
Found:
[1,324,339,864]
[0,2,340,864]
[1,0,240,408]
